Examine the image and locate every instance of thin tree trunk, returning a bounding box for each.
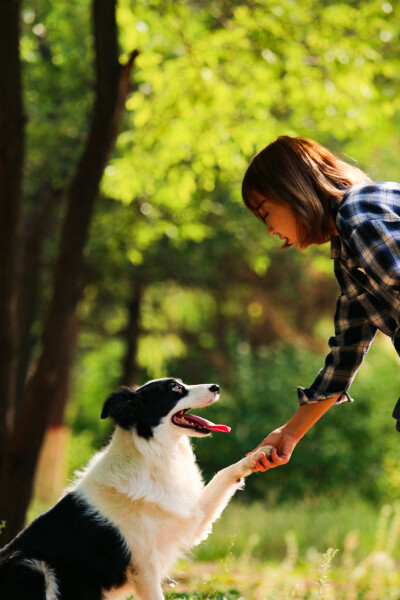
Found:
[0,0,139,543]
[15,184,62,412]
[0,0,25,457]
[122,274,143,387]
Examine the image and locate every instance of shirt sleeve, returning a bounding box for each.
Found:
[297,291,377,405]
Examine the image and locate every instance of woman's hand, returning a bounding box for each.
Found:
[247,427,299,472]
[247,395,339,473]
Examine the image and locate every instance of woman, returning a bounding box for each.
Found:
[242,136,400,473]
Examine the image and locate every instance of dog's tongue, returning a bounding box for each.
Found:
[208,423,231,433]
[188,414,231,433]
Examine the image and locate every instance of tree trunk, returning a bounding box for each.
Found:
[15,183,62,412]
[34,315,78,504]
[122,274,144,387]
[0,0,139,543]
[0,0,25,458]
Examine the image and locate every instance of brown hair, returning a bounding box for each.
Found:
[242,136,371,246]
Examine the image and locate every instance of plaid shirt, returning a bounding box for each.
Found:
[298,181,400,405]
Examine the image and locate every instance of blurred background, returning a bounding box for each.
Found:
[2,0,400,585]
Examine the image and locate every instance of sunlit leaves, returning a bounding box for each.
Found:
[138,333,187,378]
[22,0,94,192]
[104,0,400,259]
[137,283,219,376]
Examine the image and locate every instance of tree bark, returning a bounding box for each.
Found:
[122,274,144,387]
[15,183,62,412]
[0,0,139,543]
[0,0,25,458]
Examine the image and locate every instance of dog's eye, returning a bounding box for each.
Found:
[172,384,183,392]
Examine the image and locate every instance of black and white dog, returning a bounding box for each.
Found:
[0,378,271,600]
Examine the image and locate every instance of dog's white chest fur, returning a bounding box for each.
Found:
[71,430,206,579]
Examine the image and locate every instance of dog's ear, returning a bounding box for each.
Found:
[101,387,143,430]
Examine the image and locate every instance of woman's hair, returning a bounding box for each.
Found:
[242,136,371,246]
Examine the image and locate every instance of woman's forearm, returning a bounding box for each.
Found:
[283,395,341,441]
[248,394,342,472]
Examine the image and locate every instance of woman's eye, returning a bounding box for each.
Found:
[172,384,182,392]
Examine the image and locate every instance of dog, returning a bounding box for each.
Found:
[0,378,271,600]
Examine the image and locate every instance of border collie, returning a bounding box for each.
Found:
[0,378,271,600]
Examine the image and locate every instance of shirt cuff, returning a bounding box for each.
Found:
[297,387,354,405]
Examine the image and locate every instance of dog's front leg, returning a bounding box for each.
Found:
[194,445,272,544]
[131,572,164,600]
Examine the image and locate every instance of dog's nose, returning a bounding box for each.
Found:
[209,384,219,393]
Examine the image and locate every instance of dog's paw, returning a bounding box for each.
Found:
[249,445,273,467]
[236,445,273,478]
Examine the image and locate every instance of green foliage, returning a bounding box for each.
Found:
[184,333,399,502]
[106,0,400,215]
[66,337,125,476]
[22,0,93,193]
[68,328,400,502]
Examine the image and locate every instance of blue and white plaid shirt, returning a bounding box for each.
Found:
[298,181,400,405]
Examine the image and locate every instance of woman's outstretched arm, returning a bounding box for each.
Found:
[249,394,340,472]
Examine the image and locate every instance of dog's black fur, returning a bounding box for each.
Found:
[0,494,129,599]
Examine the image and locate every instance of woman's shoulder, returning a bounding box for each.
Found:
[338,181,400,225]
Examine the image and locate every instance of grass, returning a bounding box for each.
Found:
[162,539,400,600]
[161,543,400,599]
[160,499,400,600]
[193,496,400,564]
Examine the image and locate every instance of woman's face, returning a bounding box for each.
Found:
[252,191,308,250]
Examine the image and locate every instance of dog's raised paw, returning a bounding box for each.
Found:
[252,445,273,464]
[238,445,273,475]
